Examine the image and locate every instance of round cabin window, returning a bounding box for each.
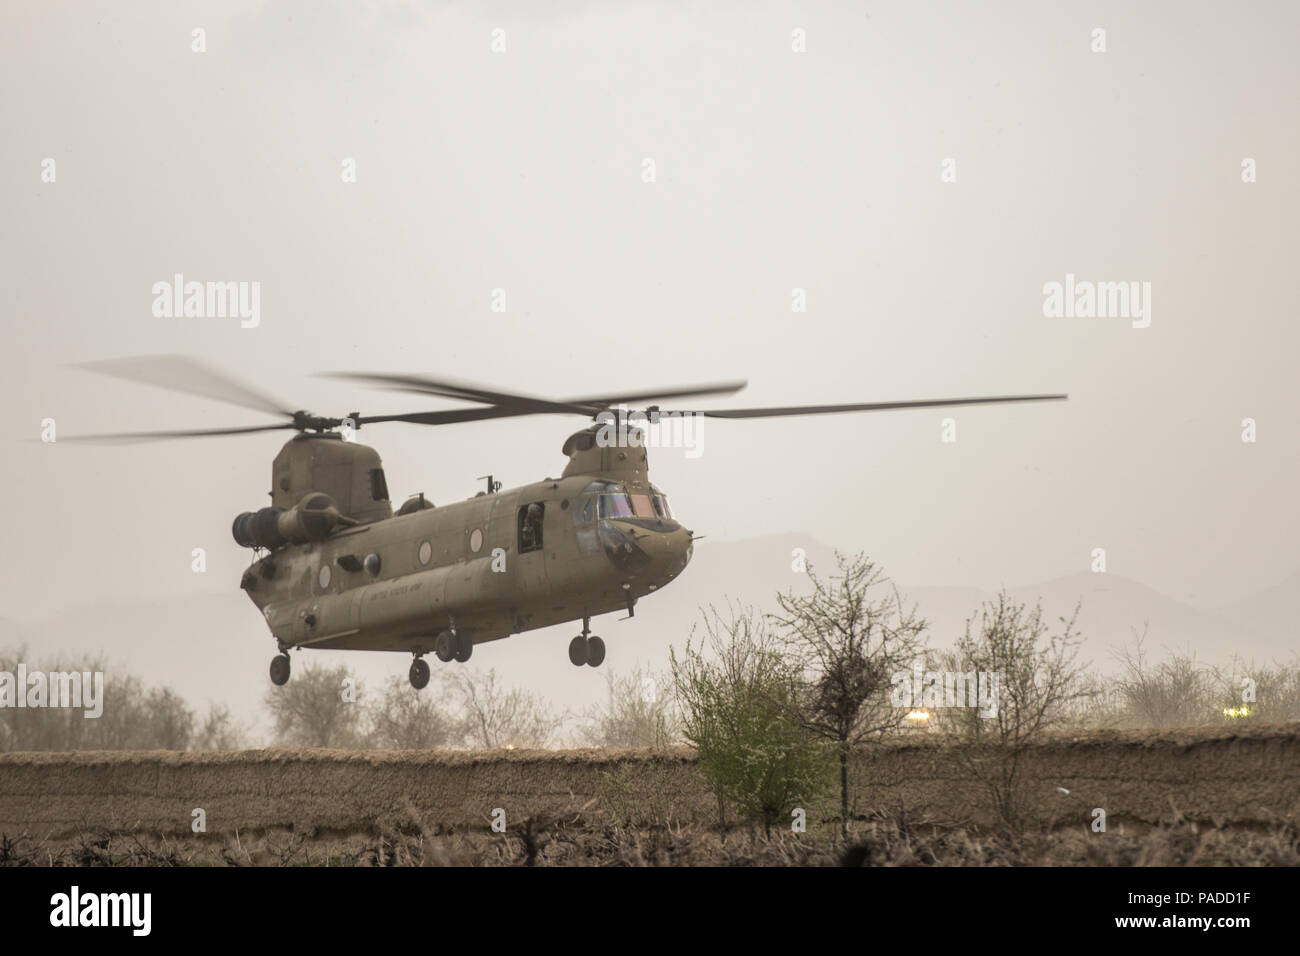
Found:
[470,529,483,553]
[419,541,432,566]
[318,565,331,589]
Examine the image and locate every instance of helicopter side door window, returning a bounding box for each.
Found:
[518,502,545,554]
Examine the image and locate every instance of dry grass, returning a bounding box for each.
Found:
[4,813,1298,867]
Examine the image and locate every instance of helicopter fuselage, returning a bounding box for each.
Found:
[239,431,692,657]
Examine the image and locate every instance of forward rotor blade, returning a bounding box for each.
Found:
[76,355,295,419]
[358,406,539,427]
[662,394,1069,419]
[323,372,593,417]
[58,422,299,443]
[331,372,751,422]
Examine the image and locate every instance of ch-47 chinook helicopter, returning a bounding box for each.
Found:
[74,355,1065,690]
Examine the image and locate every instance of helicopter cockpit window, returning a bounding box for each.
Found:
[577,483,609,525]
[629,494,656,518]
[598,494,635,519]
[651,487,673,520]
[518,502,544,553]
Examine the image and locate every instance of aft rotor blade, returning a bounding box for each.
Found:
[663,394,1069,419]
[75,355,295,418]
[58,422,299,443]
[365,391,1065,429]
[561,380,749,410]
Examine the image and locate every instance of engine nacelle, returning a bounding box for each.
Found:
[232,507,285,550]
[233,493,350,549]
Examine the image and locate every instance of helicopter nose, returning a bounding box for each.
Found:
[637,521,693,582]
[598,518,692,584]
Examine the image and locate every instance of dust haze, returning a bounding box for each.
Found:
[2,1,1297,732]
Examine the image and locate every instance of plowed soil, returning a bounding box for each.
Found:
[2,724,1296,864]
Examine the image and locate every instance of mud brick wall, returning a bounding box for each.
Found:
[1,724,1296,840]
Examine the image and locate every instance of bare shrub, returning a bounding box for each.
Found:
[1112,628,1217,728]
[578,664,678,748]
[1213,656,1300,725]
[263,662,366,748]
[0,646,200,752]
[452,668,561,749]
[366,674,463,749]
[769,551,927,840]
[932,591,1090,834]
[192,703,250,750]
[1056,671,1127,730]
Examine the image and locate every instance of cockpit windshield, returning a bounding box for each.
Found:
[630,494,658,518]
[582,481,673,521]
[598,493,636,519]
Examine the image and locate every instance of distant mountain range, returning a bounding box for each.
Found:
[2,533,1294,733]
[666,535,1296,672]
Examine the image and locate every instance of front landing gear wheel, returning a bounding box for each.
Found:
[409,658,430,689]
[454,634,473,663]
[568,635,589,666]
[435,631,455,662]
[269,654,291,686]
[586,636,606,667]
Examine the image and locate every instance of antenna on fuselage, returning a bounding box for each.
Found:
[477,475,502,495]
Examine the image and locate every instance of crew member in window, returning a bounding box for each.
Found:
[522,502,543,551]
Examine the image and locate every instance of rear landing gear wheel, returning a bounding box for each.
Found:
[409,658,430,690]
[270,654,291,686]
[586,636,606,667]
[568,635,589,666]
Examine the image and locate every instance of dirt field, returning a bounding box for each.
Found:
[2,724,1297,865]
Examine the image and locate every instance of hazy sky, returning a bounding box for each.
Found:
[3,0,1297,634]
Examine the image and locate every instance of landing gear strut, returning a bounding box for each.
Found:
[569,617,605,667]
[409,656,430,689]
[270,652,291,686]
